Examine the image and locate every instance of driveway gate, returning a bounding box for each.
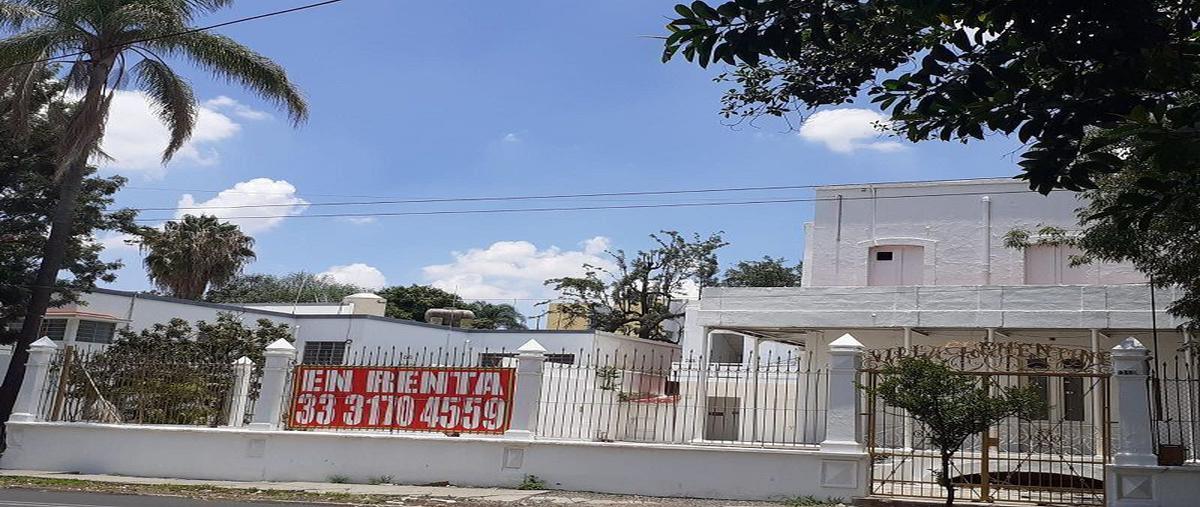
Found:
[863,342,1111,506]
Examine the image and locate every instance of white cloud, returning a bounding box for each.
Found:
[93,232,139,253]
[502,132,521,143]
[798,108,905,154]
[176,178,308,234]
[341,216,378,225]
[98,91,266,177]
[320,263,387,290]
[203,96,271,121]
[422,237,613,301]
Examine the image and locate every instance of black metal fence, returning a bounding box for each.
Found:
[37,347,258,427]
[1150,355,1199,464]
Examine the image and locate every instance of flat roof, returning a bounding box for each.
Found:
[815,176,1021,191]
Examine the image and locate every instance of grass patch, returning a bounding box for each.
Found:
[782,495,843,506]
[516,474,547,490]
[0,475,411,505]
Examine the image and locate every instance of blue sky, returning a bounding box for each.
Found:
[95,0,1027,314]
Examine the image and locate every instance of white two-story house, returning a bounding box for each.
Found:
[678,177,1190,446]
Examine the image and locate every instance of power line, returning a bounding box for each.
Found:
[133,189,1035,222]
[142,183,829,211]
[124,176,1015,200]
[0,0,347,72]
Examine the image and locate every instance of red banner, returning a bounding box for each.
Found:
[287,366,515,433]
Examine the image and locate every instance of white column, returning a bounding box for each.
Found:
[9,337,59,423]
[1112,337,1156,466]
[504,339,546,440]
[227,356,254,427]
[902,328,914,450]
[822,333,865,454]
[249,339,296,430]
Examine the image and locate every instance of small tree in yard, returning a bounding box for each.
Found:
[861,357,1043,507]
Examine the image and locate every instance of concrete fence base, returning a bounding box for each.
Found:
[2,421,867,501]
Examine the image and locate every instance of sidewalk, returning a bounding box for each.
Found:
[0,470,809,506]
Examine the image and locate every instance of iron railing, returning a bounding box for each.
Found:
[1150,355,1199,464]
[537,349,827,448]
[40,347,254,426]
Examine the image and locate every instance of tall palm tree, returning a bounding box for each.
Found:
[0,1,307,422]
[465,301,528,330]
[138,214,256,300]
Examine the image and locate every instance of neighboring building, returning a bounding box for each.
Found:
[20,288,678,366]
[546,301,688,343]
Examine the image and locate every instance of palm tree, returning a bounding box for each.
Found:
[138,214,256,300]
[465,301,528,330]
[0,1,306,422]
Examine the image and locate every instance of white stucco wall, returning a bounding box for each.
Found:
[2,422,867,501]
[64,289,620,364]
[804,178,1146,287]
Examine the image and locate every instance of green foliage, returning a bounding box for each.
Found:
[544,231,725,341]
[462,301,527,330]
[377,284,465,321]
[595,366,621,391]
[0,68,137,344]
[783,496,843,507]
[366,475,393,485]
[1076,164,1200,330]
[861,357,1043,505]
[327,475,350,484]
[64,313,292,425]
[517,475,547,490]
[133,215,256,300]
[661,1,1200,218]
[720,256,802,287]
[205,272,363,304]
[1001,225,1074,250]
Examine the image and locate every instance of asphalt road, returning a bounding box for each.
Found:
[0,489,322,507]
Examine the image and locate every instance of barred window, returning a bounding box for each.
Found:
[76,320,116,344]
[479,352,574,367]
[39,319,67,341]
[302,341,347,365]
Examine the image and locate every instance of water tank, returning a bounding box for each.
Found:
[424,308,475,327]
[342,293,387,317]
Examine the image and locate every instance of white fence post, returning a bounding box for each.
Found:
[504,339,546,440]
[249,339,296,430]
[227,356,254,427]
[1111,337,1156,466]
[10,337,58,423]
[821,333,864,454]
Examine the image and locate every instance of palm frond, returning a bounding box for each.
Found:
[153,31,308,125]
[132,56,196,162]
[0,1,41,30]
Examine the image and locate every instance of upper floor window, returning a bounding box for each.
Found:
[1024,244,1089,285]
[75,320,116,344]
[867,245,924,286]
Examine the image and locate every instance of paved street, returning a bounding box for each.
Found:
[0,488,325,507]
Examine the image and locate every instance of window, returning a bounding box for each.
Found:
[480,352,574,367]
[1024,244,1090,285]
[301,341,346,365]
[75,320,116,344]
[867,245,924,286]
[39,319,66,341]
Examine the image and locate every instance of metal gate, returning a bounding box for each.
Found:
[864,342,1111,506]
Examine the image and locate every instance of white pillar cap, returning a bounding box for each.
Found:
[517,339,547,355]
[829,333,864,352]
[265,338,297,355]
[29,337,58,350]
